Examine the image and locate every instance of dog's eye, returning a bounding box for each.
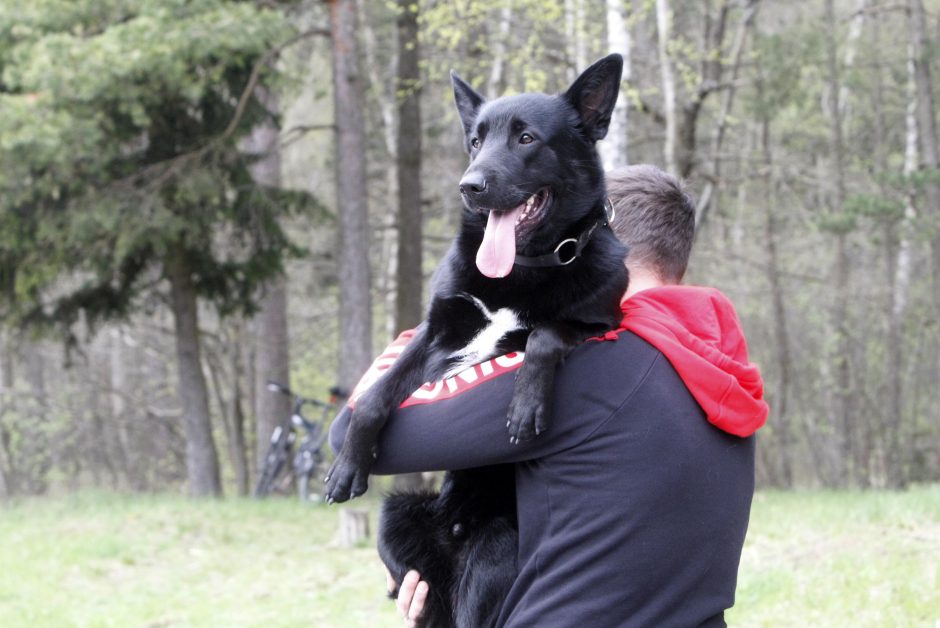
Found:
[519,133,534,145]
[470,137,481,149]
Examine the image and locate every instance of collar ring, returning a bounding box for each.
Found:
[554,238,579,265]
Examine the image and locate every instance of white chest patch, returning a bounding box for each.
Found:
[445,294,524,379]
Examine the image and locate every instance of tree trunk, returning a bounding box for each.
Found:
[870,14,887,487]
[377,2,426,496]
[0,334,13,499]
[823,0,853,487]
[166,249,222,497]
[391,58,428,494]
[566,0,589,82]
[21,342,50,494]
[0,330,12,497]
[487,1,513,98]
[882,37,922,488]
[760,117,793,487]
[208,326,250,497]
[0,329,10,393]
[255,279,292,471]
[338,508,370,547]
[359,0,399,339]
[895,46,918,376]
[599,0,630,170]
[395,0,424,334]
[329,0,374,391]
[908,0,940,376]
[229,341,250,497]
[109,329,136,488]
[838,0,870,120]
[672,0,730,179]
[869,16,905,488]
[655,0,678,175]
[241,88,293,477]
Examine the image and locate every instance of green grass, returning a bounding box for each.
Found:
[0,493,400,627]
[728,487,940,628]
[1,488,938,627]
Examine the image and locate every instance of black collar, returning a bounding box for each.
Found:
[513,199,615,268]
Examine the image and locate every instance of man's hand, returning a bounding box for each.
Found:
[387,569,428,627]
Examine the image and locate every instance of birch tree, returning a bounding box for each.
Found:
[599,0,631,170]
[655,0,679,175]
[908,0,940,338]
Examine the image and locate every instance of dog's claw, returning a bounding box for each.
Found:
[506,381,552,443]
[324,451,371,504]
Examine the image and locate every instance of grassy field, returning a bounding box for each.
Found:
[1,487,938,627]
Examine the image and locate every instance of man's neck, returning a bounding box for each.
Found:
[623,267,666,300]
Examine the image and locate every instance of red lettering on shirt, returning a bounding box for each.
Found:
[347,330,524,409]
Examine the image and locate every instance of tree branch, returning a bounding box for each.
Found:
[280,124,336,148]
[695,0,761,230]
[115,26,331,193]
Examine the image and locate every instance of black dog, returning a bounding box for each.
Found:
[379,465,519,628]
[327,54,627,626]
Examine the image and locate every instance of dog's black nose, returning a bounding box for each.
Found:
[459,173,486,196]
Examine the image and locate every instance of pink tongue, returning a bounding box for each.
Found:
[476,205,523,278]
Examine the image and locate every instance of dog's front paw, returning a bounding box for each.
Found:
[324,452,370,503]
[506,391,550,444]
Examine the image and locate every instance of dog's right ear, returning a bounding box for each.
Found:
[451,71,485,137]
[564,54,623,142]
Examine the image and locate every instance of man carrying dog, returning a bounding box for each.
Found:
[331,164,767,627]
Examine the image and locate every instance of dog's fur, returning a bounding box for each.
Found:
[379,466,518,628]
[327,55,627,626]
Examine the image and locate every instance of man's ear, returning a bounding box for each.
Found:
[451,71,485,137]
[564,54,623,142]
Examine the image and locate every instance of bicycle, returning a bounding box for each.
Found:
[254,382,347,501]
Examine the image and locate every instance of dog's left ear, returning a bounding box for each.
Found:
[451,71,486,137]
[564,54,623,142]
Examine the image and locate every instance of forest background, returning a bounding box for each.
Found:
[1,0,939,501]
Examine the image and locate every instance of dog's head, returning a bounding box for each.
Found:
[451,54,623,278]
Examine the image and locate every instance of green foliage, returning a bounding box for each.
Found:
[815,211,858,235]
[420,0,589,97]
[0,0,307,341]
[845,193,905,222]
[749,31,812,119]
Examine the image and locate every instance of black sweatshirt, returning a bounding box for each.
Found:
[330,287,761,627]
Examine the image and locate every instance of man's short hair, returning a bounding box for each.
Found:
[606,165,695,283]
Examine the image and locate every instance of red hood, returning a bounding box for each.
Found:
[619,286,768,437]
